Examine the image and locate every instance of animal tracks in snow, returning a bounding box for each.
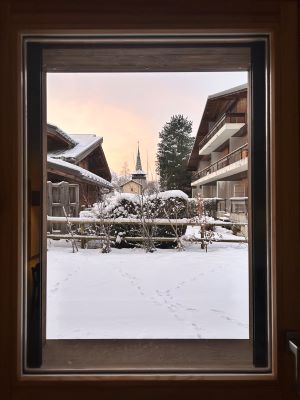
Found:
[49,267,79,295]
[174,272,204,291]
[47,242,249,339]
[210,308,247,328]
[116,266,205,337]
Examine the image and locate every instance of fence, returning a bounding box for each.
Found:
[47,216,248,247]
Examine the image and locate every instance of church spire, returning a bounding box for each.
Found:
[132,141,146,183]
[136,141,143,171]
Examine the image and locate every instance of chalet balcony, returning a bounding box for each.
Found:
[192,143,248,186]
[198,112,246,155]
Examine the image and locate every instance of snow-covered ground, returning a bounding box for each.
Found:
[47,226,249,340]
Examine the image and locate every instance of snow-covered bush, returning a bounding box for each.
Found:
[78,190,190,248]
[148,190,188,239]
[103,193,142,243]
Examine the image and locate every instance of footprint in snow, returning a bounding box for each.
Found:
[191,323,202,338]
[137,286,145,295]
[174,313,184,321]
[220,315,248,328]
[211,309,248,328]
[211,308,222,313]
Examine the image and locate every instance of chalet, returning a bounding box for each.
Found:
[47,123,113,208]
[188,84,248,224]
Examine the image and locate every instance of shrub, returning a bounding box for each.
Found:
[83,190,189,247]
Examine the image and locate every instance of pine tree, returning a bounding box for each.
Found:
[156,115,194,195]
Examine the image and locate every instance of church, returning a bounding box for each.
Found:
[120,144,147,194]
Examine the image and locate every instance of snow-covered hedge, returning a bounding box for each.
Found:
[78,190,190,246]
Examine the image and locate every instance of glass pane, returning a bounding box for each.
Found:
[46,72,249,340]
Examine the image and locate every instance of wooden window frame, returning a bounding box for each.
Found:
[0,1,298,398]
[21,34,271,379]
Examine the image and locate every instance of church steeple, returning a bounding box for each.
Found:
[132,142,146,184]
[135,142,143,171]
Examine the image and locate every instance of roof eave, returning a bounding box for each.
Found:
[64,137,102,163]
[47,159,113,189]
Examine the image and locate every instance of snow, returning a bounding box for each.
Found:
[47,215,244,226]
[202,197,224,200]
[131,169,146,175]
[47,156,113,188]
[183,225,245,241]
[79,210,95,218]
[230,197,248,200]
[48,123,77,147]
[47,235,249,339]
[48,134,101,161]
[78,190,191,219]
[155,190,189,201]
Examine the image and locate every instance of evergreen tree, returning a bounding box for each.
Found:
[156,115,194,196]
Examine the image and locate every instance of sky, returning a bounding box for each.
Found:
[47,72,247,180]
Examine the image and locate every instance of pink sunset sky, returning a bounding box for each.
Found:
[47,72,247,180]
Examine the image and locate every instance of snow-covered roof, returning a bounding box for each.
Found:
[208,83,248,100]
[131,169,146,175]
[47,123,78,147]
[47,156,113,189]
[120,179,143,187]
[48,134,102,162]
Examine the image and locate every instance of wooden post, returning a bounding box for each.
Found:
[80,223,85,249]
[200,224,205,249]
[62,206,78,253]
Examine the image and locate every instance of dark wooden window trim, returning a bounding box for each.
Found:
[23,34,271,378]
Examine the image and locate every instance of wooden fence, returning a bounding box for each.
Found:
[47,216,248,247]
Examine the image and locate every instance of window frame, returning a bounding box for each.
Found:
[20,34,274,380]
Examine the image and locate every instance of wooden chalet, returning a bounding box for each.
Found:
[47,123,112,207]
[188,84,248,224]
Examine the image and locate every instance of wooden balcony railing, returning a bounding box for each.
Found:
[198,112,246,150]
[192,143,248,182]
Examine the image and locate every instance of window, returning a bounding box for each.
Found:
[1,1,298,399]
[23,35,271,375]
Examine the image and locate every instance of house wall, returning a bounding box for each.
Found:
[230,95,247,114]
[217,178,248,199]
[197,159,210,171]
[211,151,223,164]
[79,159,89,170]
[229,136,247,152]
[81,147,112,182]
[121,181,142,194]
[201,184,217,198]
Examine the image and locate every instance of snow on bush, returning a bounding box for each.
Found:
[153,190,189,201]
[78,190,190,247]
